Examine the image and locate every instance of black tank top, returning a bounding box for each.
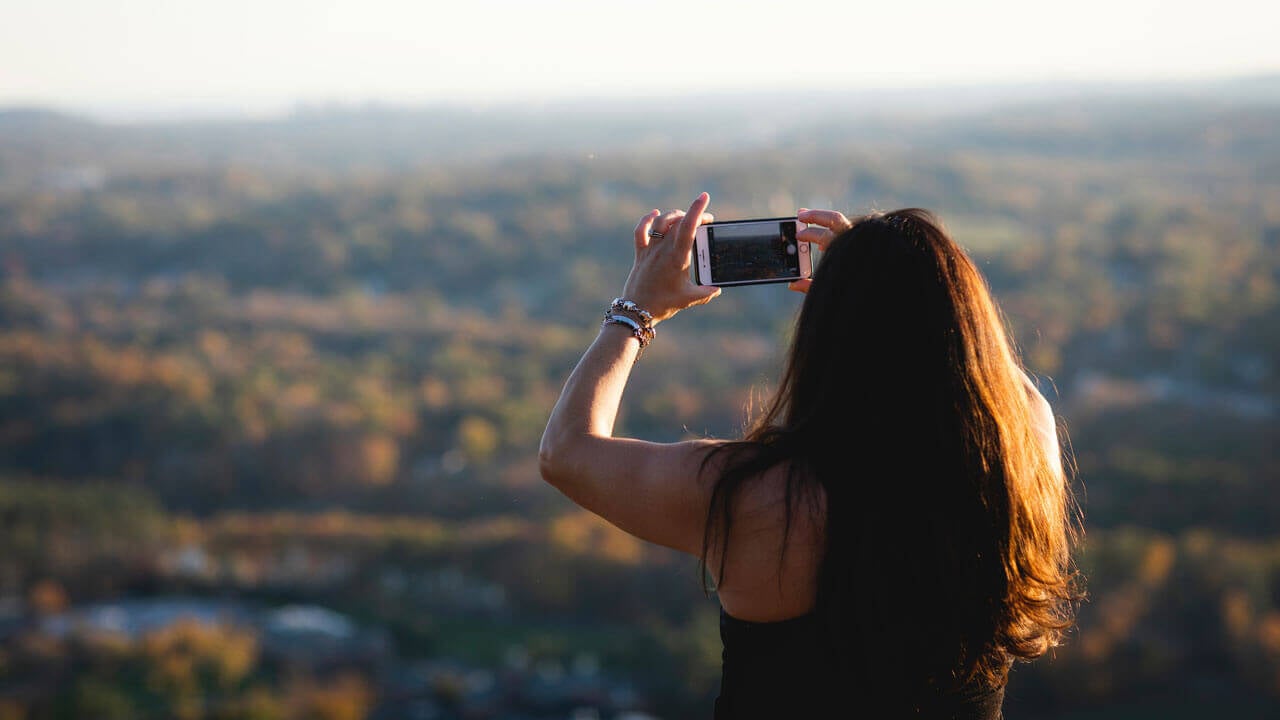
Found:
[715,607,1006,719]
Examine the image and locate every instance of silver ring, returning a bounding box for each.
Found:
[648,230,665,239]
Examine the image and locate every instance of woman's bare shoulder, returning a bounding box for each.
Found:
[713,460,826,620]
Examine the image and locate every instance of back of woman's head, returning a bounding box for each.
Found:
[703,209,1080,697]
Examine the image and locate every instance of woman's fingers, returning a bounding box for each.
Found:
[655,209,685,238]
[634,209,661,251]
[791,209,830,293]
[675,192,711,252]
[655,210,714,239]
[798,208,852,233]
[797,225,834,251]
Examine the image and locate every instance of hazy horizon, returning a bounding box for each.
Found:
[5,0,1278,122]
[5,72,1279,126]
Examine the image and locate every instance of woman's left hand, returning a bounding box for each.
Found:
[787,207,853,294]
[620,192,721,325]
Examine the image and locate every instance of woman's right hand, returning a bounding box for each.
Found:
[619,193,720,325]
[788,208,853,294]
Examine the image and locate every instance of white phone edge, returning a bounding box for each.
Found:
[692,218,812,287]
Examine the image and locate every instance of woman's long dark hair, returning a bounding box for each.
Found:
[700,209,1080,698]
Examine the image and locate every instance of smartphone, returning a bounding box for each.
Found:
[692,217,811,287]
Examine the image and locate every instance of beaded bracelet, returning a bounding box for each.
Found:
[609,297,654,326]
[602,314,653,355]
[602,297,656,356]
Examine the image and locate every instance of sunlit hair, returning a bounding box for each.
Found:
[700,209,1081,698]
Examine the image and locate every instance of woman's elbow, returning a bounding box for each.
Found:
[538,430,600,490]
[537,430,574,488]
[537,442,561,487]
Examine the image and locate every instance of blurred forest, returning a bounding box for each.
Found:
[0,79,1278,719]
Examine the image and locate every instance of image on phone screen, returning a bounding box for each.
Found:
[707,221,801,283]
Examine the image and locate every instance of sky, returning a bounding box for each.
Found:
[2,0,1278,119]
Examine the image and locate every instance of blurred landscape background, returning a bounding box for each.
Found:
[2,2,1279,717]
[1,78,1278,719]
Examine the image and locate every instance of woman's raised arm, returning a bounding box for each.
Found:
[538,193,723,555]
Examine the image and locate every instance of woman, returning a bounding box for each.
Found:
[539,193,1080,718]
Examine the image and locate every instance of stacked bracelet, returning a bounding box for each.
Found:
[601,298,656,356]
[609,297,654,326]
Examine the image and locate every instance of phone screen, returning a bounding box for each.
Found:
[706,220,801,284]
